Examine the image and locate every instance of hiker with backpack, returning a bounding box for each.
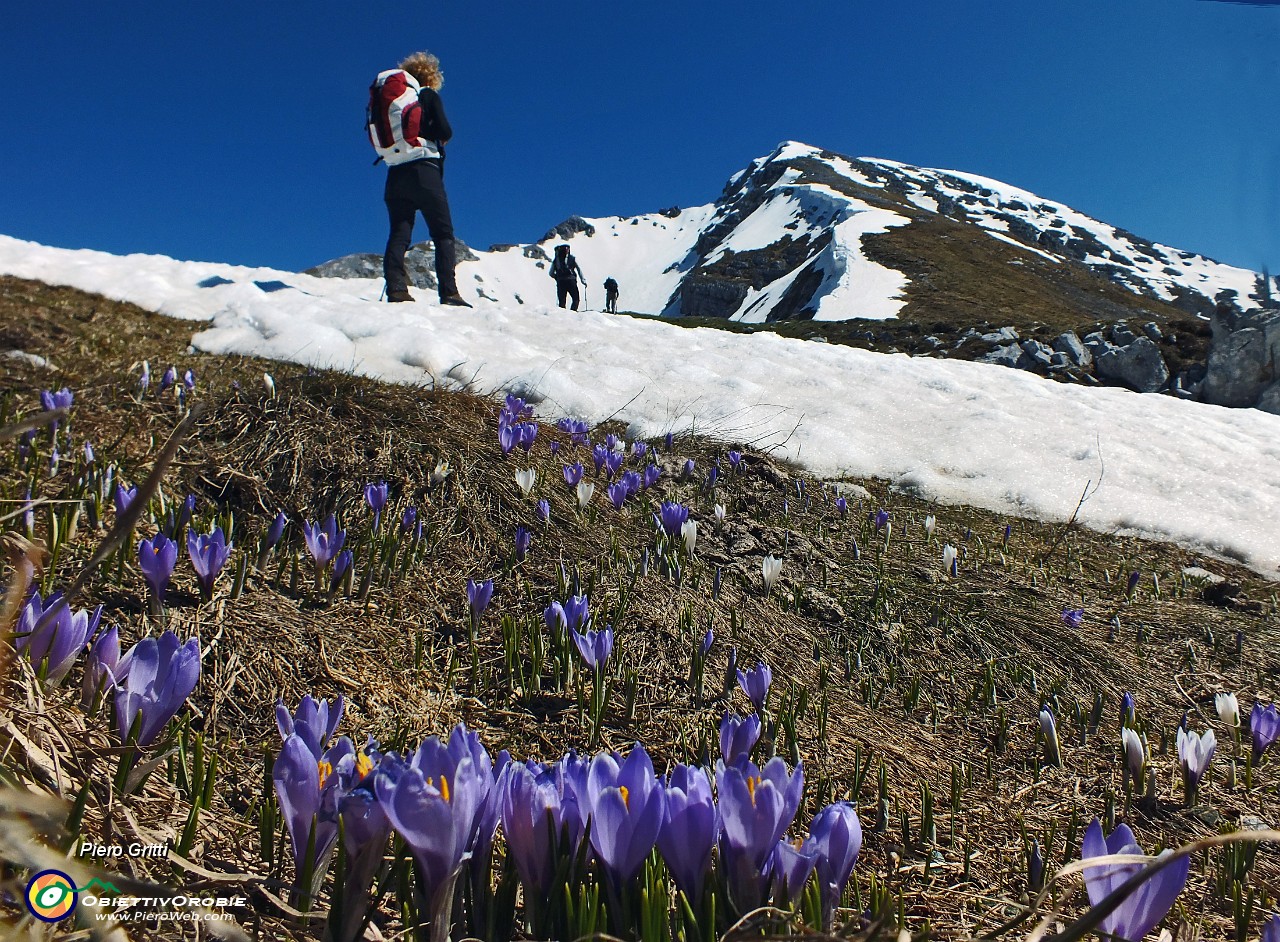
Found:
[603,276,619,314]
[368,52,471,306]
[550,244,587,310]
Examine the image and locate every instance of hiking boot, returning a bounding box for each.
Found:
[387,289,414,303]
[440,294,473,308]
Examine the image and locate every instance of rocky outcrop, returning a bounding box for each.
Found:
[306,241,477,290]
[542,216,596,242]
[1200,304,1280,412]
[1095,337,1170,393]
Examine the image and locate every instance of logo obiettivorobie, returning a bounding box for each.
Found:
[25,869,78,922]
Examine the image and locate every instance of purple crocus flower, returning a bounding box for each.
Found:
[276,694,346,759]
[717,756,805,912]
[585,746,666,886]
[332,742,391,942]
[658,763,718,899]
[113,630,201,746]
[81,625,122,709]
[374,738,486,921]
[499,761,565,899]
[604,433,620,451]
[498,422,517,455]
[571,625,614,672]
[467,579,495,625]
[517,422,538,452]
[681,458,695,480]
[770,838,819,902]
[1062,608,1085,629]
[303,516,346,569]
[83,441,95,464]
[1251,703,1280,761]
[633,441,648,460]
[160,366,177,393]
[563,594,591,633]
[563,462,584,487]
[835,497,848,517]
[138,362,151,394]
[266,511,288,548]
[115,484,138,517]
[1120,692,1136,726]
[514,525,532,562]
[808,802,863,928]
[15,591,102,686]
[727,450,742,471]
[737,661,773,713]
[642,465,661,489]
[873,509,889,530]
[400,506,417,534]
[187,527,232,599]
[657,501,689,538]
[364,481,389,528]
[619,470,641,496]
[549,440,561,456]
[1080,818,1190,942]
[607,481,629,509]
[537,499,551,524]
[544,602,567,635]
[591,444,610,475]
[1126,570,1142,596]
[1263,913,1280,942]
[331,549,353,592]
[274,732,351,897]
[664,432,674,450]
[39,387,74,426]
[701,628,714,656]
[138,532,178,601]
[604,450,625,478]
[182,369,196,392]
[720,712,762,764]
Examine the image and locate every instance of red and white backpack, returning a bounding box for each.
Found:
[366,69,439,166]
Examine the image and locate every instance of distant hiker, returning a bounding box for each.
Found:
[550,244,587,310]
[368,52,471,306]
[603,277,619,314]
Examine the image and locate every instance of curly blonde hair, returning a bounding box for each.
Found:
[399,52,443,91]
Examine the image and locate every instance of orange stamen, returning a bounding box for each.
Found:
[619,785,630,809]
[318,759,333,789]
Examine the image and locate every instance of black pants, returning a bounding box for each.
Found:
[556,278,580,310]
[384,159,458,298]
[605,291,618,313]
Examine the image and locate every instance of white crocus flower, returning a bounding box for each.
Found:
[714,503,726,527]
[942,544,958,578]
[924,514,936,540]
[515,468,537,497]
[762,555,783,593]
[1215,692,1240,729]
[681,519,697,555]
[576,480,595,509]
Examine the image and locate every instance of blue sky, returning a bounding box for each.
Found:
[2,1,1277,274]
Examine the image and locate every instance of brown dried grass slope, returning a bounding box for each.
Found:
[0,275,1277,940]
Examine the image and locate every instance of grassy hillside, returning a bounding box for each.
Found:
[0,276,1276,940]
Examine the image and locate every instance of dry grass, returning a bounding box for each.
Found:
[0,276,1277,940]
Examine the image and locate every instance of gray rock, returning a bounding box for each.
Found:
[1142,321,1163,342]
[980,326,1020,344]
[1049,352,1071,369]
[306,240,478,290]
[522,244,549,261]
[1052,331,1092,368]
[1019,339,1054,368]
[542,215,596,242]
[979,343,1023,368]
[1256,382,1280,415]
[830,482,872,502]
[1095,337,1170,392]
[1200,306,1280,408]
[1110,323,1137,346]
